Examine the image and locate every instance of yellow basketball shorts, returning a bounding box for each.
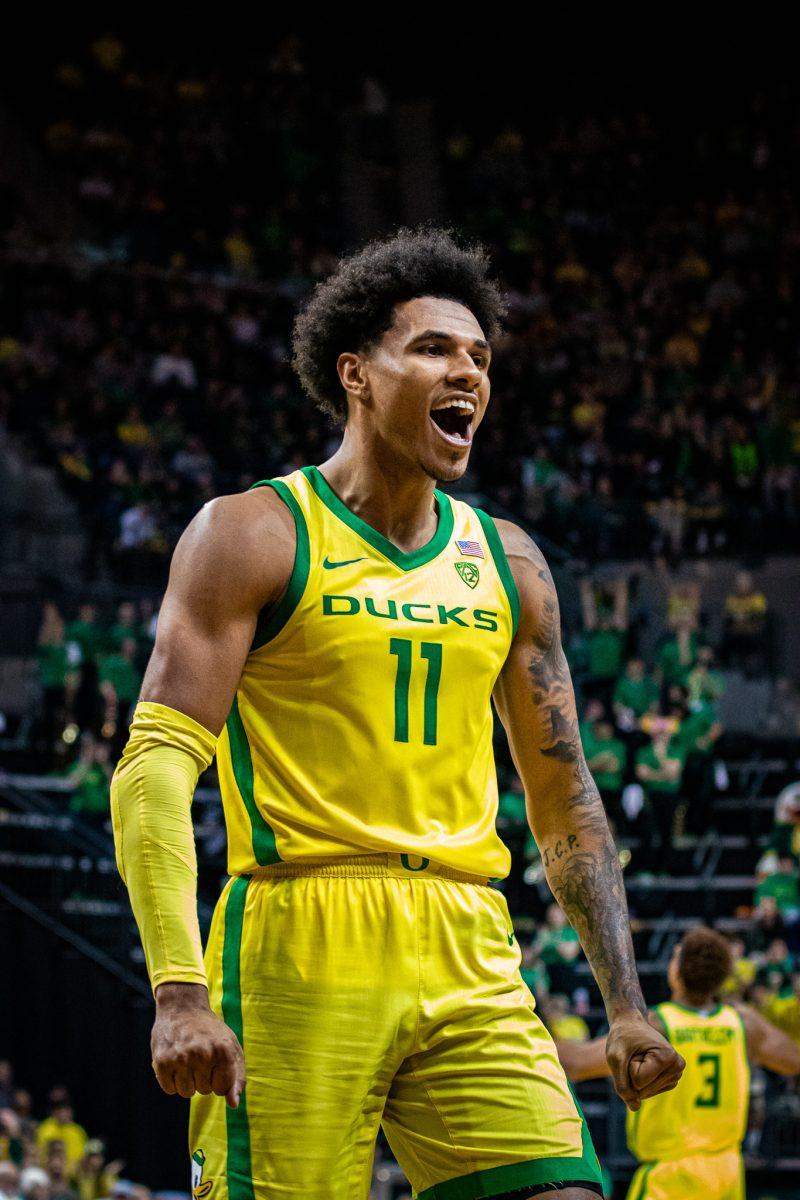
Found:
[627,1148,744,1200]
[189,854,603,1200]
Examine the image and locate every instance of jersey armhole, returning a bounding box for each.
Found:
[249,479,310,651]
[649,1006,670,1040]
[474,508,521,638]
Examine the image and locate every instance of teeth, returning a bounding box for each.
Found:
[431,398,476,414]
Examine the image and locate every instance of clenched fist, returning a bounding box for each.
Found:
[152,983,246,1108]
[606,1011,685,1111]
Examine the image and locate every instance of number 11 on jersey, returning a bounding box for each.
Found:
[389,638,443,746]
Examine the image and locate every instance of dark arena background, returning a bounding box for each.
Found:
[1,25,799,1200]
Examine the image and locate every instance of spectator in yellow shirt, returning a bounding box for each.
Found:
[722,570,770,675]
[36,1100,86,1172]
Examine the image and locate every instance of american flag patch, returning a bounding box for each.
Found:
[455,538,485,559]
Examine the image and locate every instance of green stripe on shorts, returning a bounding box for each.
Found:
[627,1162,654,1200]
[417,1081,602,1199]
[222,876,254,1200]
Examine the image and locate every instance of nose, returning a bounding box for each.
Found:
[446,349,482,390]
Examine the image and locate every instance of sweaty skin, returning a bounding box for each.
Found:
[140,294,682,1118]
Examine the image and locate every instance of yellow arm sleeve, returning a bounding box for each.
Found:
[110,700,218,993]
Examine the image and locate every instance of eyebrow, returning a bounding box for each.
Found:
[410,329,491,351]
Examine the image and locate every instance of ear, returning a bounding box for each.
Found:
[337,352,371,401]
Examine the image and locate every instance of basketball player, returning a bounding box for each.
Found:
[111,230,684,1200]
[556,927,800,1199]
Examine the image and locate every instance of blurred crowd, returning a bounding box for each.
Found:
[35,598,155,774]
[494,568,800,1082]
[0,1065,147,1200]
[0,38,798,582]
[3,28,800,1191]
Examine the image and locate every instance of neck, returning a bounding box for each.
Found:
[319,427,439,552]
[671,986,715,1010]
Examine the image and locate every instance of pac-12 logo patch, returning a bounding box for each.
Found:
[192,1149,212,1198]
[455,561,480,589]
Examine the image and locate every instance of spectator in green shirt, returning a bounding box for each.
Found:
[612,657,660,730]
[580,576,629,705]
[655,612,699,689]
[37,602,77,763]
[755,859,800,919]
[105,599,137,647]
[635,724,686,871]
[533,903,582,995]
[64,737,113,821]
[582,719,628,829]
[65,603,105,665]
[98,638,142,753]
[667,684,723,834]
[766,783,800,866]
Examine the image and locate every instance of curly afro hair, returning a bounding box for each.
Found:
[678,928,733,1000]
[292,227,504,425]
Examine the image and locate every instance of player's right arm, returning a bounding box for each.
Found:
[111,488,295,1107]
[736,1003,800,1075]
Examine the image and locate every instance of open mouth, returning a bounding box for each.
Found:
[429,402,475,447]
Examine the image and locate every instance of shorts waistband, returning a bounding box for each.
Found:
[240,852,492,886]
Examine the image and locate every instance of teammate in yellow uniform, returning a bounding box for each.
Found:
[111,230,684,1200]
[557,927,800,1199]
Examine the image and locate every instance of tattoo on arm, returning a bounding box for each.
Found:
[549,840,646,1019]
[541,834,579,869]
[524,548,645,1019]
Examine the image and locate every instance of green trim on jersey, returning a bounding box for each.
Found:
[301,464,455,570]
[226,697,281,865]
[222,877,254,1200]
[474,508,520,638]
[668,1001,723,1018]
[248,478,311,651]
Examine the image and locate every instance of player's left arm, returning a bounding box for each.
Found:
[555,1012,670,1083]
[736,1002,800,1074]
[555,1035,612,1082]
[492,520,685,1110]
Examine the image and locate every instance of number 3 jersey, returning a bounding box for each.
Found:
[626,1001,750,1162]
[214,464,520,879]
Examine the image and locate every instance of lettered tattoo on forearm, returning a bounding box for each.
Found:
[526,549,645,1018]
[540,834,579,868]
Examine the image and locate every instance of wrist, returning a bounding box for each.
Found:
[155,981,210,1013]
[607,1000,648,1024]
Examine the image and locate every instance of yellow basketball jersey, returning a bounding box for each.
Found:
[627,1001,750,1162]
[214,465,519,878]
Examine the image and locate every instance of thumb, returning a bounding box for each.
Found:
[225,1059,246,1110]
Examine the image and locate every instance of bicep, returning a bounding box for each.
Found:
[140,493,293,734]
[140,591,256,735]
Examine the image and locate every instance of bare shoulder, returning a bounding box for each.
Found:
[493,518,551,577]
[492,518,559,637]
[170,486,296,611]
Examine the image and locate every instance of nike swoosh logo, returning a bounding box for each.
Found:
[507,932,514,945]
[322,556,367,570]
